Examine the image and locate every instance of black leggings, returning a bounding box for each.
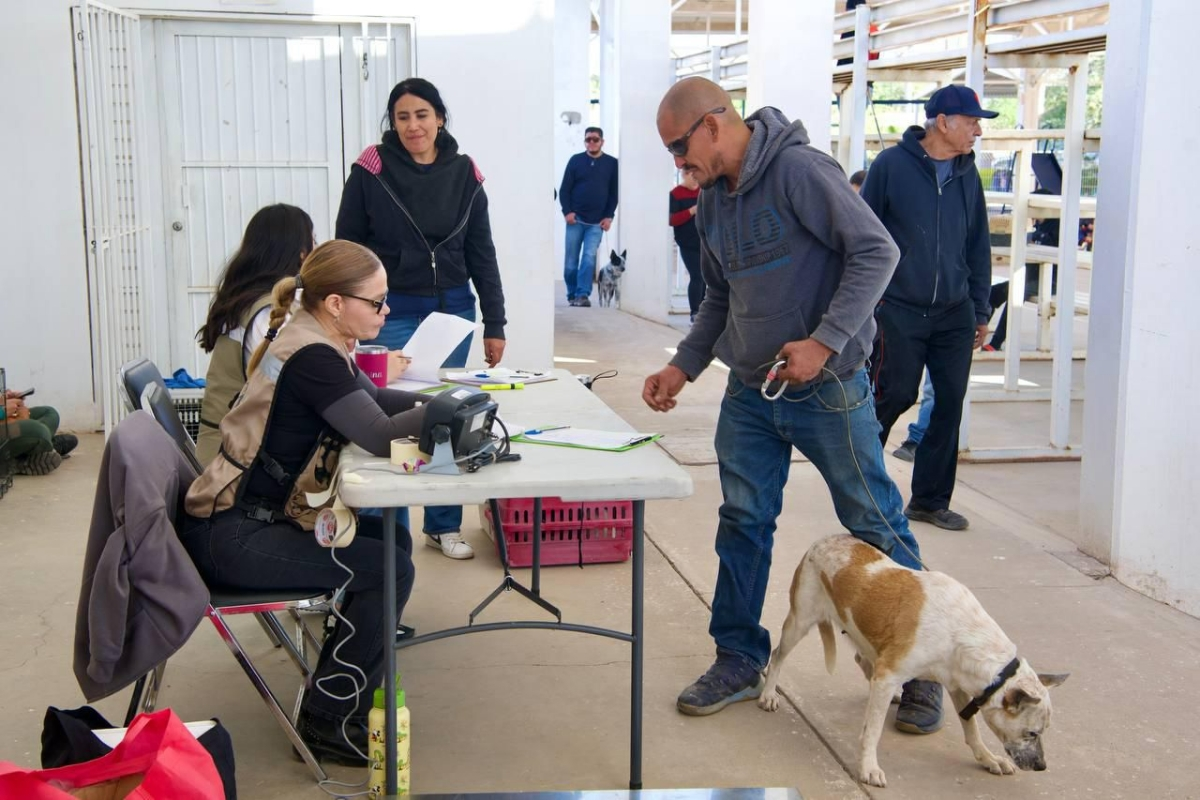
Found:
[181,510,414,722]
[679,243,706,316]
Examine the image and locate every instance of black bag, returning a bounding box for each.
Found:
[41,706,237,800]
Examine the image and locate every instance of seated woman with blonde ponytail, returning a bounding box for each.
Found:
[182,239,425,766]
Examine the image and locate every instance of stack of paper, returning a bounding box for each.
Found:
[445,368,554,386]
[386,311,478,393]
[512,428,661,452]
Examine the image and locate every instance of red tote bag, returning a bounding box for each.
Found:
[0,709,223,800]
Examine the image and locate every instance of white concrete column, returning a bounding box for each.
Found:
[747,0,835,152]
[554,0,593,291]
[846,3,871,173]
[598,0,620,250]
[609,0,672,321]
[1080,0,1200,616]
[599,0,618,153]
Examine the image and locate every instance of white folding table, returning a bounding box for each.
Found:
[338,371,693,794]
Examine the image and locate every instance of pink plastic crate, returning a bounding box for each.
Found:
[483,497,634,567]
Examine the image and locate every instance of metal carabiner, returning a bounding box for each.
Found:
[760,359,789,401]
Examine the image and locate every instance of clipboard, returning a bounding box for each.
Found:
[511,428,662,452]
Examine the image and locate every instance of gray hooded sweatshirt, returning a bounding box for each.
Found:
[670,107,900,389]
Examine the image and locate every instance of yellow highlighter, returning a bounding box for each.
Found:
[480,382,524,390]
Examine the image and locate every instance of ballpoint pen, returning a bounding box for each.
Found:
[525,425,569,436]
[480,383,524,390]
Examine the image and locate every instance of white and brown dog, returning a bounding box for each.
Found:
[758,535,1068,788]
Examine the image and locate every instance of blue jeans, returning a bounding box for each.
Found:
[563,222,604,300]
[906,371,935,445]
[710,369,923,670]
[361,305,477,535]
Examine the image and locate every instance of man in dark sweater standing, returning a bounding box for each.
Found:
[644,77,935,732]
[861,85,995,541]
[559,126,618,306]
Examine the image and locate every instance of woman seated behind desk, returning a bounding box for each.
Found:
[182,239,424,766]
[195,203,314,466]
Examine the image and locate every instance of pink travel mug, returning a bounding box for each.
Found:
[355,344,389,388]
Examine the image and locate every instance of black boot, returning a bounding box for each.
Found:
[294,708,369,767]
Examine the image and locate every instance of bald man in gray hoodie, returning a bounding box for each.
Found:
[643,77,940,733]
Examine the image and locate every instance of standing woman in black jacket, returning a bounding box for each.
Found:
[336,78,507,560]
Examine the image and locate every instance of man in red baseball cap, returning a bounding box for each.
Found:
[859,85,997,731]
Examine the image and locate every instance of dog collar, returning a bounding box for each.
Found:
[959,657,1021,720]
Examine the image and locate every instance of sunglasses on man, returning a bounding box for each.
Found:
[584,135,602,143]
[666,106,725,157]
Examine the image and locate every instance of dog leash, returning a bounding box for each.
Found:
[958,657,1021,719]
[756,358,928,572]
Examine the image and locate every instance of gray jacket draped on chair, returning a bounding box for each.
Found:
[74,412,210,702]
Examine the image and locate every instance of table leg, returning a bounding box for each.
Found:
[532,497,542,595]
[630,499,645,790]
[383,507,398,796]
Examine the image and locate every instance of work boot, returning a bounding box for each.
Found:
[294,709,368,767]
[577,296,592,307]
[425,531,474,559]
[52,433,79,457]
[677,650,764,716]
[904,504,969,531]
[892,440,917,463]
[16,450,62,476]
[895,679,944,734]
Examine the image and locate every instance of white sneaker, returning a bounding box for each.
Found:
[425,531,474,560]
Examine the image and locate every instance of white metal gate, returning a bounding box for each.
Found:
[153,18,412,376]
[72,1,155,434]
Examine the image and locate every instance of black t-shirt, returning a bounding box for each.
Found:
[242,344,361,505]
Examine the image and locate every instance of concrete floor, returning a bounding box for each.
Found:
[2,297,1198,799]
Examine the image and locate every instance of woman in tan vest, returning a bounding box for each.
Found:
[195,204,314,466]
[183,240,426,766]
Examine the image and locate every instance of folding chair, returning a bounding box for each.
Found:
[117,358,202,474]
[117,358,321,653]
[116,361,334,778]
[122,557,332,781]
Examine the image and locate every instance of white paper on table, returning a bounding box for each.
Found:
[444,368,554,386]
[396,312,478,383]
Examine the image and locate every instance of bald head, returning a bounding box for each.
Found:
[658,77,738,130]
[657,77,749,190]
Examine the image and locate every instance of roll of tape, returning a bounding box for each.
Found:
[391,438,428,468]
[314,505,357,548]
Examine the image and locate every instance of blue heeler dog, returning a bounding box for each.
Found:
[597,249,626,308]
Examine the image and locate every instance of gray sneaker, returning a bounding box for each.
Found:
[895,679,944,734]
[892,440,917,462]
[904,504,969,531]
[16,450,63,476]
[677,651,764,716]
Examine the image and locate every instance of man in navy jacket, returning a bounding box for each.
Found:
[559,127,618,306]
[862,85,994,536]
[860,83,995,738]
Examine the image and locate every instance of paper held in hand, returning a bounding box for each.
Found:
[512,428,662,452]
[387,312,478,392]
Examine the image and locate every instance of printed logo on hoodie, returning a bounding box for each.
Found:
[712,203,790,277]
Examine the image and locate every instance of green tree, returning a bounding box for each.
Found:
[1040,53,1105,130]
